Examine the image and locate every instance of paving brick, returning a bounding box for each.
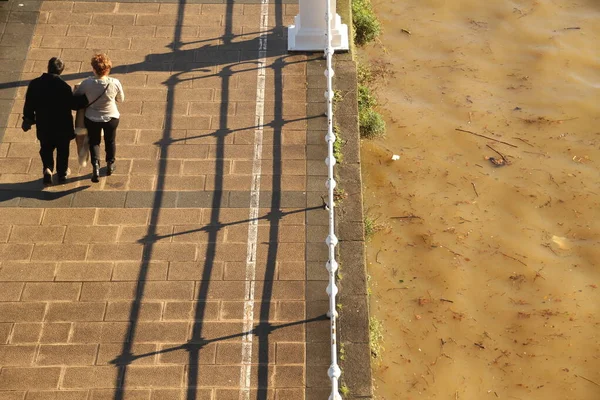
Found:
[72,3,116,14]
[125,366,184,388]
[276,343,305,364]
[89,390,150,400]
[0,226,10,243]
[62,366,120,389]
[40,2,73,12]
[133,322,189,343]
[164,145,208,160]
[0,324,12,345]
[118,3,160,14]
[42,209,95,225]
[87,244,144,261]
[79,282,137,301]
[96,209,149,226]
[36,344,98,366]
[167,261,223,281]
[194,281,245,300]
[31,244,87,261]
[0,367,61,390]
[63,226,119,244]
[92,14,135,26]
[0,345,37,366]
[170,224,224,244]
[55,262,114,282]
[0,209,42,225]
[9,324,41,344]
[131,160,181,176]
[161,176,206,191]
[71,322,129,344]
[40,36,87,49]
[0,283,24,301]
[0,262,56,281]
[273,366,304,388]
[214,341,274,366]
[111,261,168,281]
[105,302,162,322]
[0,303,46,323]
[48,12,91,25]
[111,25,156,38]
[275,389,303,400]
[189,366,241,388]
[275,302,306,322]
[96,343,158,366]
[149,243,197,262]
[8,226,65,243]
[67,25,110,37]
[153,209,203,225]
[141,281,193,300]
[39,323,71,344]
[0,391,24,400]
[162,301,219,321]
[25,391,90,400]
[134,15,177,27]
[21,283,80,301]
[157,343,215,365]
[45,303,106,322]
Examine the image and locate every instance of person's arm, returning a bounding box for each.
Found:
[115,80,124,103]
[22,81,36,131]
[71,80,89,110]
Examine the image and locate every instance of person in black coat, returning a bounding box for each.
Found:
[22,57,85,185]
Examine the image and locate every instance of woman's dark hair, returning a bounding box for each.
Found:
[47,57,65,75]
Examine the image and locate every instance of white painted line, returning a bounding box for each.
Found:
[239,0,269,398]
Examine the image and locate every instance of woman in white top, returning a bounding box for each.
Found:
[74,53,124,183]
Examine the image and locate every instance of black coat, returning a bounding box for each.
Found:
[23,73,85,142]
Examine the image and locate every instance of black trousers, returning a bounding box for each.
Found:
[39,139,70,176]
[84,117,119,164]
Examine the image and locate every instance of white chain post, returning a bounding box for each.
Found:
[287,0,349,51]
[324,0,342,399]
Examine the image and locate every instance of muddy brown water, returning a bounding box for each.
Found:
[358,1,600,399]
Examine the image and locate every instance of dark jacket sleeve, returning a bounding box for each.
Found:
[72,93,88,110]
[23,81,37,123]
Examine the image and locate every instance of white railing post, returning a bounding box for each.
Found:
[288,0,349,51]
[324,0,342,399]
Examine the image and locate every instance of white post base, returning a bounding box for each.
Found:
[287,0,349,51]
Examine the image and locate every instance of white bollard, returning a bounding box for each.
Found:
[288,0,349,51]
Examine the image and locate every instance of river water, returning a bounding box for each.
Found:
[359,0,600,399]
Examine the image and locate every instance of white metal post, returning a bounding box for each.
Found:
[288,0,349,51]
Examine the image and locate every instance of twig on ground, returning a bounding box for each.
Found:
[440,298,454,303]
[471,182,479,197]
[391,214,422,220]
[486,144,510,164]
[513,137,534,147]
[575,374,600,387]
[456,128,518,148]
[500,252,527,266]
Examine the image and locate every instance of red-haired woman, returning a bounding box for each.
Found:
[75,53,124,182]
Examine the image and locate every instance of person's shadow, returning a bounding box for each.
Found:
[0,177,89,206]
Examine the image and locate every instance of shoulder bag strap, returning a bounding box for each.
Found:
[85,82,110,109]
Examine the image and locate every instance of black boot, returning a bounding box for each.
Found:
[106,161,115,176]
[91,162,100,183]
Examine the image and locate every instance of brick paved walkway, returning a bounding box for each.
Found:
[0,1,332,399]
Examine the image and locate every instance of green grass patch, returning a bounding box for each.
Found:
[352,0,381,46]
[357,65,386,139]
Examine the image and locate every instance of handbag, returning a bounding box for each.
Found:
[74,82,110,167]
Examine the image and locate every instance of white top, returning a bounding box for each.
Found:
[75,76,125,122]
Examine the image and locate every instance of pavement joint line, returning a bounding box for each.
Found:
[239,0,270,398]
